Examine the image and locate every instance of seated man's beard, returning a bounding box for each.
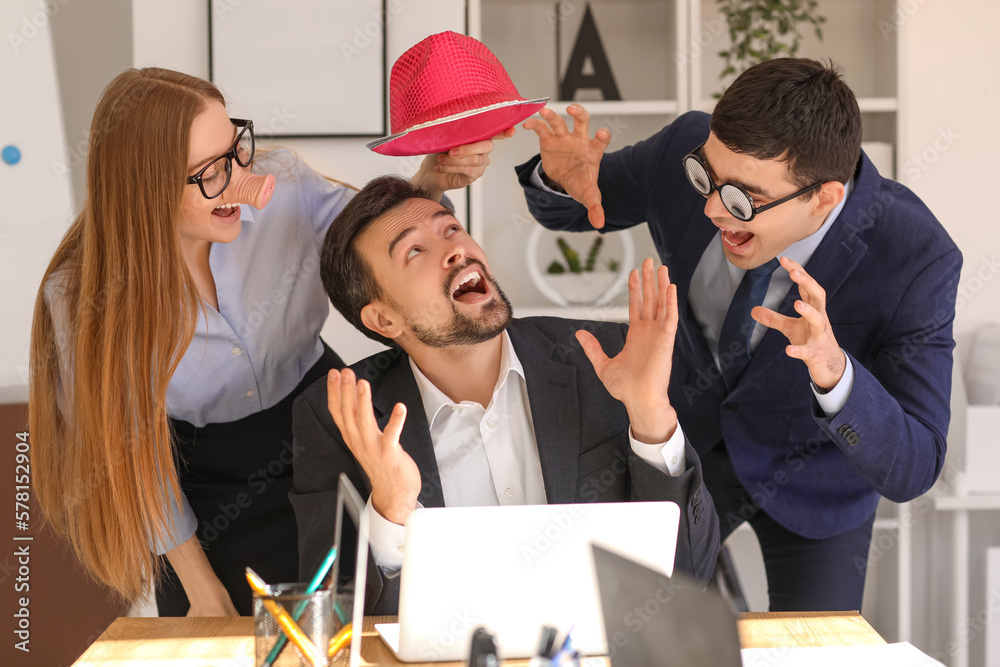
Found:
[407,275,513,348]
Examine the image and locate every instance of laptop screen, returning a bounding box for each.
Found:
[333,474,370,667]
[592,542,742,666]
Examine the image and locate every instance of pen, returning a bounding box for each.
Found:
[262,546,339,667]
[246,567,327,667]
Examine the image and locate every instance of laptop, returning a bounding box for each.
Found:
[374,501,680,662]
[591,542,742,666]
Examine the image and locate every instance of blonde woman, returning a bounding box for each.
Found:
[30,68,495,616]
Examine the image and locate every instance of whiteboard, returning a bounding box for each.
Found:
[210,0,385,137]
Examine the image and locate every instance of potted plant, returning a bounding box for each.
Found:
[716,0,826,93]
[543,235,622,306]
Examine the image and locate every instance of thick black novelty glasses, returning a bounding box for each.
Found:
[682,142,821,222]
[186,118,255,200]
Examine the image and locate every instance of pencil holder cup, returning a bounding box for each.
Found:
[254,583,333,667]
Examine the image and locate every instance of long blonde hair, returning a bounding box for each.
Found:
[30,68,222,601]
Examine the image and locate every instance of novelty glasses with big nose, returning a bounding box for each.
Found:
[186,118,255,199]
[682,141,821,222]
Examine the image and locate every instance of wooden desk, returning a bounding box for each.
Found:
[73,612,885,666]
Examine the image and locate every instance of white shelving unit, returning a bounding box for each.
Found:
[934,490,1000,667]
[549,100,680,116]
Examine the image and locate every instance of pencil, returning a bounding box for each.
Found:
[246,567,327,667]
[329,623,353,658]
[262,546,339,667]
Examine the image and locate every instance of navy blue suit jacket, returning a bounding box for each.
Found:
[518,111,962,539]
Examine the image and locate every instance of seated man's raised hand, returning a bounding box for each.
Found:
[326,368,420,525]
[575,258,679,444]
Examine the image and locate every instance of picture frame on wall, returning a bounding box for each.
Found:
[209,0,386,138]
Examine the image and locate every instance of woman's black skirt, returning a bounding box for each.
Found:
[156,343,343,616]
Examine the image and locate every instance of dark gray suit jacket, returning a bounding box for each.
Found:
[290,317,720,613]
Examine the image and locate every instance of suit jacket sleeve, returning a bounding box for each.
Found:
[627,442,720,583]
[611,320,720,583]
[568,320,720,584]
[515,115,706,234]
[814,247,962,501]
[290,384,400,614]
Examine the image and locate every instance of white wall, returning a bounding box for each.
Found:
[900,0,1000,340]
[51,0,133,207]
[0,0,77,402]
[900,3,1000,665]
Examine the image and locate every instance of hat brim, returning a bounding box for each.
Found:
[367,98,549,157]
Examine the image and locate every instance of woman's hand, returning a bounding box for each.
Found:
[165,535,239,617]
[410,128,516,200]
[186,586,239,617]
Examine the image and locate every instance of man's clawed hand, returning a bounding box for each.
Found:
[523,104,611,229]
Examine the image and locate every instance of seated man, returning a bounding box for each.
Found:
[290,175,720,613]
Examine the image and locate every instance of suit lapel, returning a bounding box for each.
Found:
[738,155,875,390]
[369,353,446,508]
[508,320,581,505]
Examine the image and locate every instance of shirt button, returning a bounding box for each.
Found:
[246,389,255,398]
[504,488,513,498]
[233,348,242,356]
[671,456,678,465]
[486,419,496,429]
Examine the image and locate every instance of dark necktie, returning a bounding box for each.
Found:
[718,258,781,390]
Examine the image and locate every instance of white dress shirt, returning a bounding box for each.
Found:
[367,330,687,567]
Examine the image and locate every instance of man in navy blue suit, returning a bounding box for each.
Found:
[517,58,962,611]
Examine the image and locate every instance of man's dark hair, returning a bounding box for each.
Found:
[711,58,862,189]
[320,175,443,347]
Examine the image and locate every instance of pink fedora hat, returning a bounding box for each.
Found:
[367,31,548,156]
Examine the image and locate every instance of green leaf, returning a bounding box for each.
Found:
[715,0,827,83]
[584,236,603,272]
[556,237,582,273]
[546,261,566,275]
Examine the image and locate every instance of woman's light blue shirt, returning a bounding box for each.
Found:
[157,149,354,552]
